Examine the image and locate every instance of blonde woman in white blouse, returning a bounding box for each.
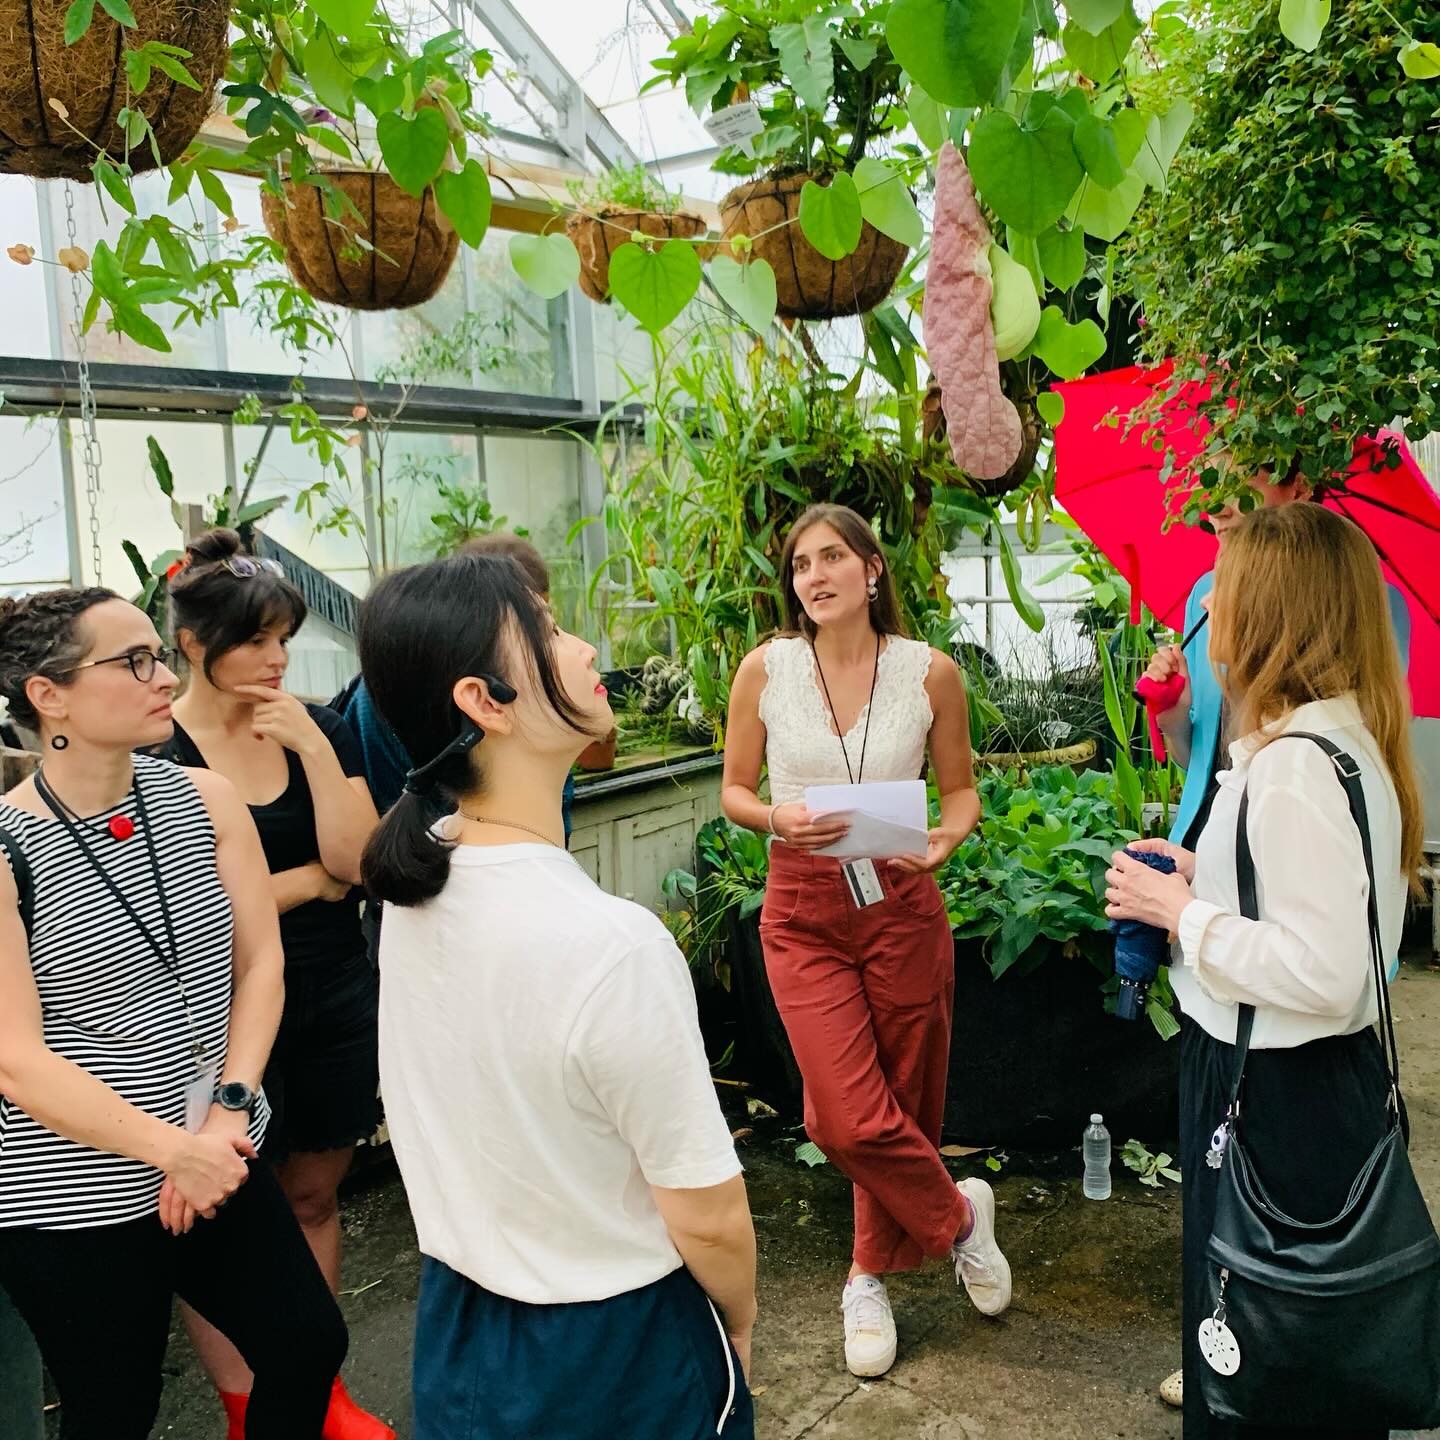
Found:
[1104,503,1424,1440]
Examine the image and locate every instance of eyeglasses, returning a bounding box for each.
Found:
[71,646,179,683]
[224,557,285,580]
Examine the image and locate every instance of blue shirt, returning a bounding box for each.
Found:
[1168,571,1412,849]
[339,678,576,840]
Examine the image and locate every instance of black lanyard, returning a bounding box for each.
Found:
[34,768,209,1067]
[810,633,881,786]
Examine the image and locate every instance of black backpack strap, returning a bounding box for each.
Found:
[0,824,34,938]
[1231,731,1398,1114]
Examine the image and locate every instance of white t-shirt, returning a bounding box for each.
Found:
[378,842,741,1305]
[1172,695,1407,1049]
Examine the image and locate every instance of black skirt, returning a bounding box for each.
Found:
[1179,1018,1391,1439]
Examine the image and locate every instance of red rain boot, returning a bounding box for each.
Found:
[321,1376,395,1440]
[219,1390,248,1440]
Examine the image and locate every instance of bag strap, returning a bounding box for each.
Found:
[0,824,34,938]
[1231,731,1400,1117]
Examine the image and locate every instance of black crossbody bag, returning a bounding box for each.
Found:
[1199,732,1440,1428]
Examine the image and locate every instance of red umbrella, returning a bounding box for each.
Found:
[1052,364,1440,718]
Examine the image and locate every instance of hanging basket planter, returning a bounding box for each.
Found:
[261,171,460,312]
[567,207,708,304]
[719,171,907,321]
[0,0,229,182]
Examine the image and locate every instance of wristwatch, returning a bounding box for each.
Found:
[214,1081,258,1118]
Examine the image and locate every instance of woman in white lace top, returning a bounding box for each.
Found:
[721,504,1011,1380]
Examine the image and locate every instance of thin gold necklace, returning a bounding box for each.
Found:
[457,810,562,848]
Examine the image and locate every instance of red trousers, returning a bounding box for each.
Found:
[760,842,965,1274]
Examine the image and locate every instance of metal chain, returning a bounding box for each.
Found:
[64,181,105,585]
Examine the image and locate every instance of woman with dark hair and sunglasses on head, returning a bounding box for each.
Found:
[359,551,756,1440]
[156,529,388,1440]
[0,587,346,1439]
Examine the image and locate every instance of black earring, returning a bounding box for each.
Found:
[50,734,69,751]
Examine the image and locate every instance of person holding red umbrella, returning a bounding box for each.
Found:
[1144,464,1412,858]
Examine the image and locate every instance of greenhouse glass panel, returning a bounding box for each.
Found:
[0,177,56,363]
[482,433,586,632]
[0,417,71,591]
[377,430,484,568]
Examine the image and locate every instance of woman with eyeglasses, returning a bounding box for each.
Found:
[158,529,388,1440]
[0,586,347,1439]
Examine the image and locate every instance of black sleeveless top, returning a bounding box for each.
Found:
[159,705,367,970]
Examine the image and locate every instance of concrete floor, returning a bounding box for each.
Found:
[71,958,1440,1440]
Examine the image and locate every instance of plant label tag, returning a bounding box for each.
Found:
[704,102,764,155]
[1199,1317,1241,1376]
[842,858,885,908]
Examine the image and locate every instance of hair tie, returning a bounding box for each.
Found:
[403,721,484,796]
[165,554,192,581]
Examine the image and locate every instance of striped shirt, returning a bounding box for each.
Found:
[0,754,268,1230]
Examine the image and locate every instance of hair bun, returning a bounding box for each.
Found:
[185,527,245,567]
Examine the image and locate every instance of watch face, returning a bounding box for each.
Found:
[219,1082,251,1109]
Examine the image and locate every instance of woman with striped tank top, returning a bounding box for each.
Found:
[0,588,345,1439]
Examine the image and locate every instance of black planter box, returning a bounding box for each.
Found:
[720,914,1179,1150]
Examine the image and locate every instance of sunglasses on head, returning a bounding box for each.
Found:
[223,557,285,580]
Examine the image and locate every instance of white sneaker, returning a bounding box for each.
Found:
[951,1178,1012,1316]
[841,1274,897,1377]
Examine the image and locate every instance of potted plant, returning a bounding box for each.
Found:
[228,0,495,310]
[965,642,1106,770]
[564,165,709,303]
[648,0,920,319]
[0,0,229,182]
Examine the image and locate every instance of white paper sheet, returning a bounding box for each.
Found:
[803,780,929,860]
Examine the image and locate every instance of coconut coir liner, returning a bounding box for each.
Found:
[262,172,460,312]
[0,0,228,181]
[566,208,708,303]
[720,172,907,321]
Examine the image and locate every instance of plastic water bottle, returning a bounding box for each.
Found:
[1083,1114,1112,1200]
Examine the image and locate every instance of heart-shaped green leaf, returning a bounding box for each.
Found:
[610,240,703,332]
[907,83,947,150]
[967,109,1083,235]
[377,109,449,197]
[1029,304,1105,379]
[435,160,492,247]
[307,0,376,37]
[1072,111,1126,187]
[798,172,862,260]
[771,16,834,110]
[354,73,405,118]
[1066,166,1146,240]
[1036,390,1065,427]
[709,253,777,333]
[1037,223,1085,289]
[303,28,356,119]
[837,34,879,70]
[1062,4,1140,81]
[852,157,923,249]
[1109,107,1150,168]
[1398,39,1440,78]
[886,0,1024,107]
[1278,0,1330,52]
[1131,99,1193,192]
[63,0,95,44]
[1063,0,1125,34]
[509,232,580,299]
